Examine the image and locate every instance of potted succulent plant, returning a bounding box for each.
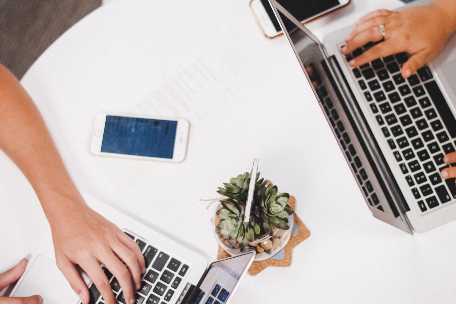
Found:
[213,172,294,260]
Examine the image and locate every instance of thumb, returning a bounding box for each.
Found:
[0,295,43,304]
[0,258,28,291]
[402,51,427,79]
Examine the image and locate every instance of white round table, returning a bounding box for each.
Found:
[3,0,454,304]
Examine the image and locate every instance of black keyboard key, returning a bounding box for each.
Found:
[411,137,424,149]
[399,163,409,174]
[135,294,145,304]
[427,142,440,154]
[385,114,398,125]
[377,69,390,81]
[446,179,456,198]
[364,42,374,50]
[429,173,443,185]
[426,196,439,209]
[110,278,121,292]
[346,153,352,164]
[143,245,158,268]
[135,239,146,252]
[160,270,174,284]
[397,137,409,148]
[425,81,456,138]
[417,66,433,82]
[405,175,415,187]
[430,120,443,132]
[117,292,126,304]
[403,148,415,160]
[369,80,381,91]
[423,161,436,174]
[443,143,455,154]
[146,294,160,304]
[362,68,375,80]
[436,131,449,143]
[353,68,362,78]
[419,97,431,109]
[379,102,392,114]
[374,91,386,102]
[348,144,356,156]
[418,200,427,212]
[394,103,407,115]
[352,48,363,57]
[371,193,380,205]
[343,133,351,144]
[164,289,174,302]
[420,184,433,197]
[398,85,411,96]
[422,130,434,142]
[406,126,419,139]
[366,180,374,193]
[139,281,152,296]
[383,81,395,93]
[152,252,170,272]
[410,107,423,119]
[359,79,367,90]
[387,62,400,73]
[372,59,384,70]
[434,153,445,166]
[411,188,421,199]
[376,115,385,126]
[103,268,113,281]
[370,103,379,114]
[394,151,403,161]
[331,109,339,121]
[393,73,405,85]
[178,265,189,277]
[218,289,230,303]
[360,168,368,180]
[416,119,429,130]
[124,232,135,240]
[365,91,373,102]
[362,187,368,196]
[388,92,401,103]
[206,297,214,304]
[383,55,395,63]
[354,156,362,168]
[408,160,421,172]
[425,108,437,120]
[388,139,397,149]
[395,53,409,64]
[88,284,101,304]
[144,269,159,284]
[335,129,341,139]
[391,125,403,137]
[414,172,427,184]
[171,276,182,289]
[413,86,426,97]
[326,98,333,109]
[436,185,451,204]
[153,282,167,296]
[329,117,335,127]
[351,162,357,173]
[400,115,412,127]
[324,106,330,117]
[320,86,328,98]
[417,149,430,161]
[404,96,417,108]
[167,258,182,272]
[408,74,420,86]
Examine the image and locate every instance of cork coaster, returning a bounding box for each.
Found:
[217,195,311,276]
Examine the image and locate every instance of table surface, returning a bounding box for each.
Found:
[2,0,456,304]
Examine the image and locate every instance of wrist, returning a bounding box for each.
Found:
[432,0,456,36]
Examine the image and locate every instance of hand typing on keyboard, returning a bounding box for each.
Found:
[340,0,456,79]
[0,259,42,304]
[441,153,456,181]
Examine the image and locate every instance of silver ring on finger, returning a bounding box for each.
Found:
[379,24,386,40]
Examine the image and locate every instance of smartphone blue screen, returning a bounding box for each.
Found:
[101,115,177,159]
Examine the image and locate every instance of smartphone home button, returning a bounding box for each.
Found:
[94,130,102,137]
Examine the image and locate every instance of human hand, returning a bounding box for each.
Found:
[441,153,456,180]
[47,196,146,304]
[0,259,42,304]
[341,3,456,78]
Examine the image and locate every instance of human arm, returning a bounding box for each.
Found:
[0,64,145,304]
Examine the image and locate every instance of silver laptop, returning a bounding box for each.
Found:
[9,193,254,304]
[270,0,456,233]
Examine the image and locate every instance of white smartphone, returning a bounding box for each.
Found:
[91,113,189,163]
[250,0,350,38]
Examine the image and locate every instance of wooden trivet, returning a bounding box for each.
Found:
[217,195,310,276]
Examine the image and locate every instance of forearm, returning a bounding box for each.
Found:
[432,0,456,35]
[0,64,83,223]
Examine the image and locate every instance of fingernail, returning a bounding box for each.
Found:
[38,296,43,304]
[141,267,146,274]
[129,298,136,304]
[345,35,351,41]
[442,171,448,178]
[341,46,347,53]
[349,60,355,66]
[136,282,141,290]
[404,69,411,78]
[78,291,85,304]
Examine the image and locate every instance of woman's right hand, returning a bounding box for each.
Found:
[0,259,43,304]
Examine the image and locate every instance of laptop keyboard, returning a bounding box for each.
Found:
[87,230,190,304]
[344,43,456,214]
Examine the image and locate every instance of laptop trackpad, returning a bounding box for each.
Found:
[440,60,456,92]
[11,255,79,304]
